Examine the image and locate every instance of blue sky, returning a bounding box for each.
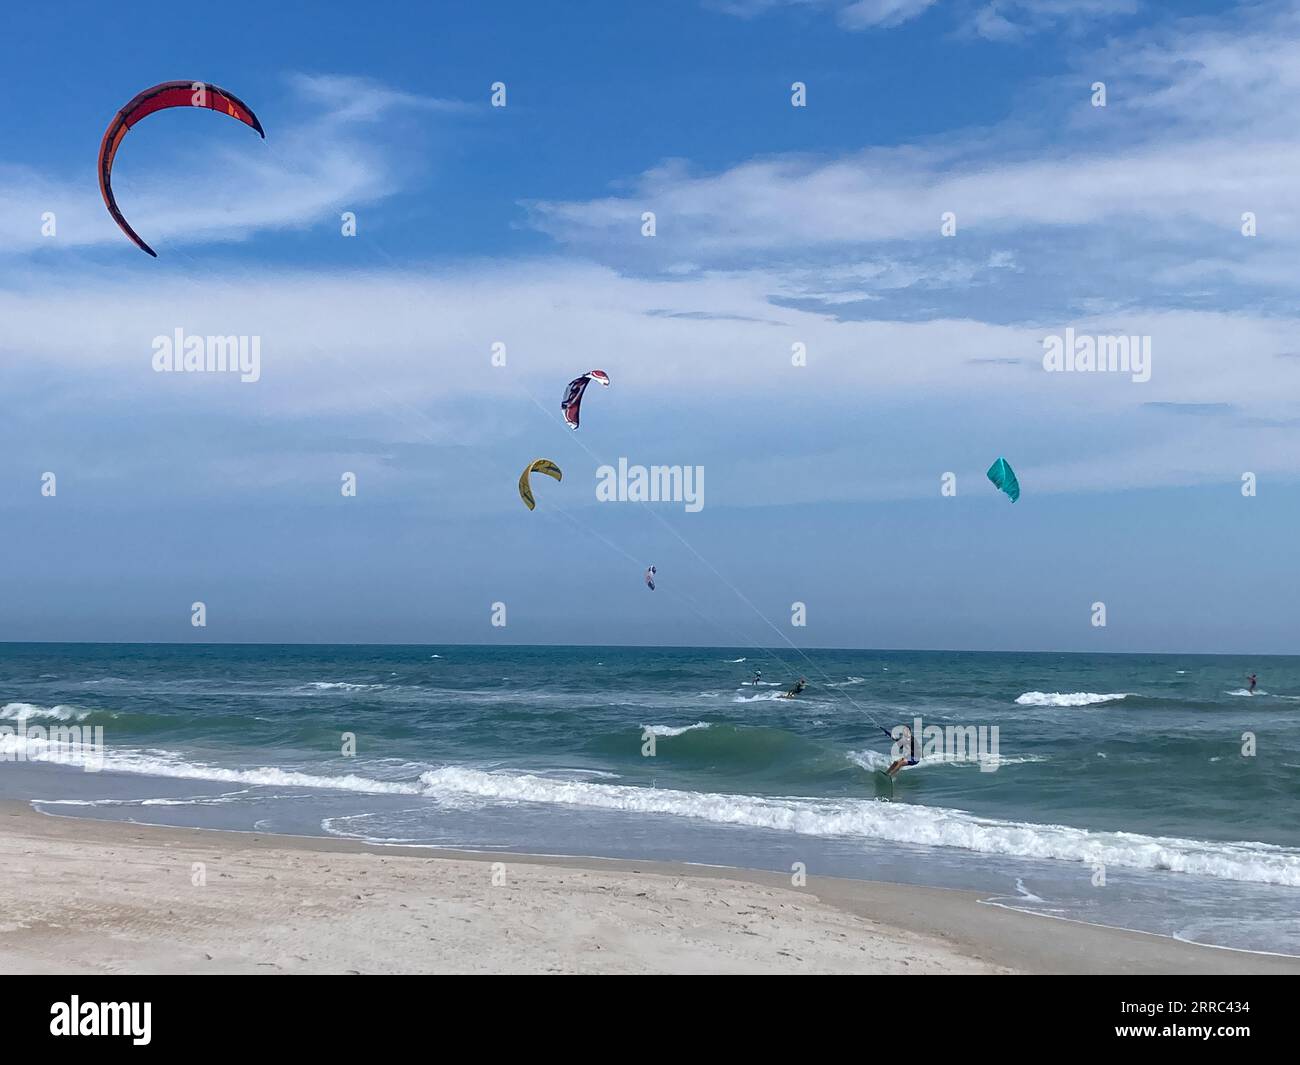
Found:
[2,0,1298,652]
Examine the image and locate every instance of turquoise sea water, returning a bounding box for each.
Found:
[2,643,1298,954]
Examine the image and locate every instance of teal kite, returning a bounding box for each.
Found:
[986,457,1020,502]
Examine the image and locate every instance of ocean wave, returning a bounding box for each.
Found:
[1015,691,1128,708]
[732,691,787,703]
[829,676,867,688]
[16,736,1300,887]
[38,792,255,809]
[725,658,746,663]
[415,767,1300,888]
[1,736,424,795]
[526,767,622,781]
[295,682,388,693]
[846,749,1045,772]
[643,722,711,737]
[1225,689,1267,697]
[0,702,96,722]
[847,748,894,772]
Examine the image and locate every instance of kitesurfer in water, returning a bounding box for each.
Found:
[885,724,919,778]
[781,678,807,698]
[1248,673,1258,694]
[753,669,762,686]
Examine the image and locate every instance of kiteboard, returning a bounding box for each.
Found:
[873,770,895,799]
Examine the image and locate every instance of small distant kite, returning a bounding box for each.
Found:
[645,565,657,591]
[518,458,562,510]
[98,81,266,257]
[986,456,1021,502]
[561,370,610,430]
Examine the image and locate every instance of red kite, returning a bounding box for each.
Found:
[98,81,265,257]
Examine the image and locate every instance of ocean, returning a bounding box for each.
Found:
[2,642,1298,954]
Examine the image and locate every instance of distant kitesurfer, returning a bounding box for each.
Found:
[753,669,762,686]
[1248,673,1258,694]
[885,725,918,778]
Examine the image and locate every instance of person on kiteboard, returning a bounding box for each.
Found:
[885,724,919,778]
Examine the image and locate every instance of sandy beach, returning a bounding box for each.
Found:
[1,801,1294,975]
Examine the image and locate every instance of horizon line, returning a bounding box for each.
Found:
[0,639,1285,658]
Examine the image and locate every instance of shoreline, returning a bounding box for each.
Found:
[3,801,1297,974]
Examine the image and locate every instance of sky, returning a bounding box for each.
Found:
[1,0,1298,653]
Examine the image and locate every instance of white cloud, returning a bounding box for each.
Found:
[3,258,1299,503]
[527,135,1300,256]
[966,0,1138,42]
[286,73,472,122]
[525,1,1300,330]
[837,0,939,30]
[710,0,1130,34]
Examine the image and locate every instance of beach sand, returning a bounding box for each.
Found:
[1,801,1295,975]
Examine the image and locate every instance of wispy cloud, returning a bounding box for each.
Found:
[1142,401,1235,416]
[3,256,1299,503]
[710,0,1132,35]
[525,1,1300,334]
[838,0,940,30]
[966,0,1138,42]
[286,73,473,122]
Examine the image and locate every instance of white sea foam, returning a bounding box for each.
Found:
[414,767,1300,888]
[643,722,710,737]
[0,702,94,722]
[732,691,786,703]
[2,737,422,795]
[527,767,621,781]
[829,676,867,688]
[1015,692,1127,708]
[1226,689,1267,697]
[847,748,893,771]
[846,749,1044,772]
[296,682,387,692]
[725,658,746,663]
[17,737,1300,887]
[1012,878,1044,902]
[38,792,253,808]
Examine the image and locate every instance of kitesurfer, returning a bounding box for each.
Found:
[780,678,807,698]
[885,724,918,778]
[1248,673,1258,694]
[752,669,762,686]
